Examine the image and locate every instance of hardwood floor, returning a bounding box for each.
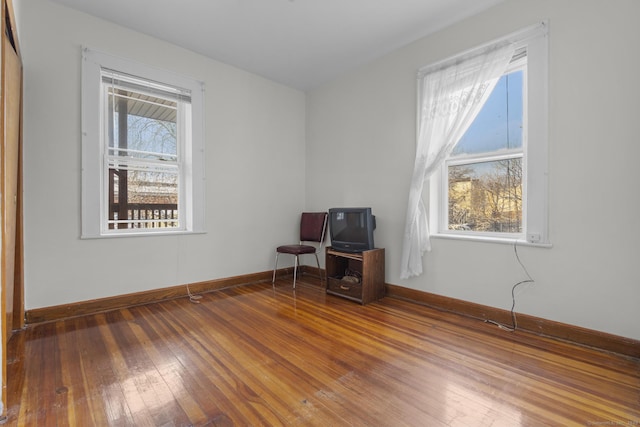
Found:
[5,277,640,426]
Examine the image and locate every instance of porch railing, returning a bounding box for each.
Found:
[109,203,179,229]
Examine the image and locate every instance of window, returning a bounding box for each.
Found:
[81,49,205,237]
[429,26,549,245]
[445,60,525,237]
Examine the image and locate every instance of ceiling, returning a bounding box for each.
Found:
[51,0,505,90]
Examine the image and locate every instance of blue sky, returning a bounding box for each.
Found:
[453,70,523,156]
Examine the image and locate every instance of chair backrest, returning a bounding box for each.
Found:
[299,212,328,247]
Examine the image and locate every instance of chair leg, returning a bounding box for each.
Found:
[272,252,279,286]
[292,255,299,289]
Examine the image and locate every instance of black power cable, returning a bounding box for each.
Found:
[486,240,534,332]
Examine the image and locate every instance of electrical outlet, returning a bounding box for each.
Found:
[527,233,541,243]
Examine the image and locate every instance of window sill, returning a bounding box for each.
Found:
[81,230,206,239]
[432,232,552,248]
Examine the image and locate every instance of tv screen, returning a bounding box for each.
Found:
[329,207,376,253]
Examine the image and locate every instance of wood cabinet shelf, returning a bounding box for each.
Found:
[325,247,385,305]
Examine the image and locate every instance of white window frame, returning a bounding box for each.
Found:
[428,24,550,246]
[81,48,205,238]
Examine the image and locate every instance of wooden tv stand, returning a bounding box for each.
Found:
[325,247,385,305]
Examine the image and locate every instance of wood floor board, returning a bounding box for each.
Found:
[144,299,297,426]
[5,279,640,426]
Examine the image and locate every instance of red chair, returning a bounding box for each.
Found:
[272,212,328,288]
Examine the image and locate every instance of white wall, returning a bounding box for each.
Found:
[18,0,307,308]
[306,0,640,340]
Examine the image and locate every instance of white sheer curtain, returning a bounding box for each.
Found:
[400,42,517,279]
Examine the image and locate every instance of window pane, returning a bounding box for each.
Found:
[448,158,522,233]
[108,88,178,159]
[452,70,523,156]
[108,168,179,229]
[105,84,180,230]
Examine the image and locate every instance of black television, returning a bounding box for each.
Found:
[328,207,376,253]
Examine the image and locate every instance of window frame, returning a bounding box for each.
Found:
[427,25,549,246]
[81,48,206,238]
